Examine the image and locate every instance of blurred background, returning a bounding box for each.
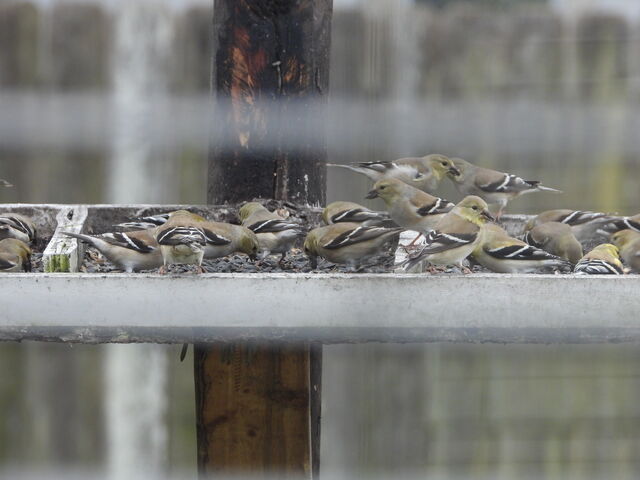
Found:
[1,0,640,478]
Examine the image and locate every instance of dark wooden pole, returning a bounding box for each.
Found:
[207,0,331,205]
[197,0,331,477]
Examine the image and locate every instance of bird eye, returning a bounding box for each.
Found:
[441,161,447,166]
[472,206,478,211]
[379,185,386,190]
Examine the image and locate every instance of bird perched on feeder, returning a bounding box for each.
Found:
[524,209,617,242]
[523,221,583,265]
[574,244,623,275]
[304,223,403,270]
[611,229,640,273]
[472,223,569,273]
[365,178,454,234]
[154,210,211,273]
[402,196,494,272]
[445,158,562,219]
[62,229,163,273]
[238,202,304,265]
[322,201,392,227]
[328,154,460,194]
[0,213,36,245]
[0,238,31,272]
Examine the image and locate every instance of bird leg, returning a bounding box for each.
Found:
[195,264,206,274]
[278,253,287,268]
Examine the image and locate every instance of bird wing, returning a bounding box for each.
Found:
[156,226,207,245]
[201,228,232,246]
[415,230,478,255]
[322,226,399,250]
[414,197,454,217]
[0,215,34,238]
[484,243,561,262]
[330,208,387,224]
[247,219,300,234]
[101,232,156,253]
[575,259,623,274]
[476,170,538,194]
[0,257,17,270]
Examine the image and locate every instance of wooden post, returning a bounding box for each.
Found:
[197,0,331,477]
[207,0,332,205]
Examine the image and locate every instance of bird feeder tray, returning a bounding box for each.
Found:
[0,204,637,345]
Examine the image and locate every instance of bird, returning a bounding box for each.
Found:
[472,223,570,273]
[328,153,460,194]
[154,210,211,273]
[601,213,640,235]
[574,244,623,275]
[446,157,562,219]
[365,178,454,233]
[523,221,583,264]
[402,195,495,272]
[611,229,640,273]
[304,223,403,270]
[62,229,163,273]
[0,179,12,188]
[0,238,31,272]
[322,201,392,226]
[524,209,617,242]
[0,213,36,245]
[238,202,304,265]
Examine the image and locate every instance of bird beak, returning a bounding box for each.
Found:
[448,166,461,176]
[481,209,495,222]
[365,189,379,199]
[249,253,258,261]
[309,255,318,269]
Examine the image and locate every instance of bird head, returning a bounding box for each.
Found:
[366,178,405,204]
[454,196,495,225]
[238,202,266,222]
[239,228,260,260]
[303,231,320,269]
[611,229,640,249]
[426,154,460,179]
[447,157,469,181]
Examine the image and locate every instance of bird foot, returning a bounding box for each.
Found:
[158,265,167,275]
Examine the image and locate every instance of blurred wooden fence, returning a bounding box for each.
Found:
[1,3,640,478]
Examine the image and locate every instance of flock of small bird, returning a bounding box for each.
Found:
[0,156,639,275]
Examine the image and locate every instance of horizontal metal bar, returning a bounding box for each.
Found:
[0,273,638,344]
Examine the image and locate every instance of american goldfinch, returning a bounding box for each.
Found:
[201,221,259,261]
[403,196,494,272]
[602,213,640,235]
[322,201,391,226]
[0,179,12,187]
[304,223,403,270]
[155,210,210,273]
[365,178,454,233]
[115,213,170,230]
[523,221,583,264]
[446,158,562,219]
[611,229,640,273]
[62,229,163,273]
[524,209,616,242]
[238,202,304,264]
[574,244,623,275]
[0,238,31,272]
[328,154,460,194]
[472,223,569,273]
[0,213,36,245]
